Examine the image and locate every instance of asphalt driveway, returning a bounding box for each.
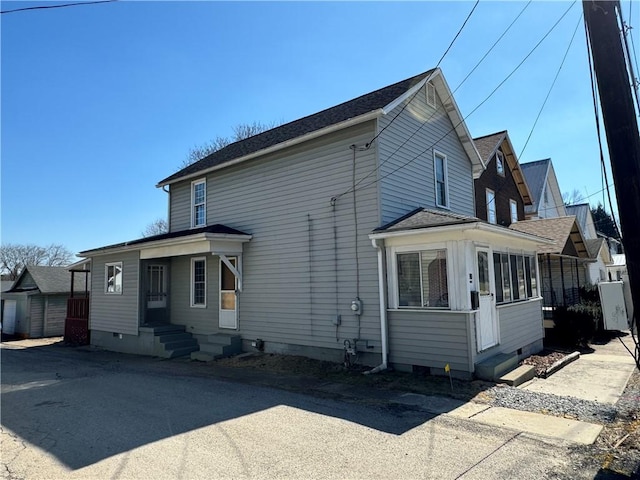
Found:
[0,339,606,480]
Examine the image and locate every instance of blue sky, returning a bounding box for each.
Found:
[2,1,637,259]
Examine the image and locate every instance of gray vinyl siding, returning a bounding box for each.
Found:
[168,121,382,351]
[378,84,476,224]
[44,295,67,336]
[90,251,140,335]
[169,255,219,332]
[387,310,472,372]
[497,299,543,353]
[30,296,44,337]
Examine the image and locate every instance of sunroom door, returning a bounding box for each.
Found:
[219,257,238,329]
[476,248,498,351]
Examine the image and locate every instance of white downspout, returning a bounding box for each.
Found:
[365,238,388,374]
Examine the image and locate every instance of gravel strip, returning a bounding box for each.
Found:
[485,385,619,424]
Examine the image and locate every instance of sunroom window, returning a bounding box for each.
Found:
[493,252,538,304]
[397,250,448,308]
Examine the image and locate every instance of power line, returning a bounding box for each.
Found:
[1,0,117,15]
[363,0,480,150]
[519,14,583,159]
[347,2,578,198]
[345,1,533,200]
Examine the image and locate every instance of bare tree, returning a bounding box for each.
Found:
[142,218,169,237]
[563,188,585,206]
[179,121,281,170]
[0,243,74,280]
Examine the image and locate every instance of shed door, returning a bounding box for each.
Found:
[2,300,17,335]
[219,257,238,329]
[476,248,498,351]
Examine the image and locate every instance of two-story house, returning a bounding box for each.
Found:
[79,69,548,378]
[472,130,532,226]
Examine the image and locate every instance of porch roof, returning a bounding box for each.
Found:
[79,224,252,257]
[370,208,552,245]
[509,216,589,258]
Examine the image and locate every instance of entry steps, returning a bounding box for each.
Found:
[141,324,200,359]
[191,333,242,362]
[475,352,535,387]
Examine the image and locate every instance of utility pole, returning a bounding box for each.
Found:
[583,0,640,330]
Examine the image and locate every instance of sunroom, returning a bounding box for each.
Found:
[370,208,551,378]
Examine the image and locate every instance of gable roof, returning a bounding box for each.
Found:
[565,203,597,239]
[520,159,550,214]
[8,266,87,294]
[158,68,484,186]
[509,216,589,258]
[473,130,533,205]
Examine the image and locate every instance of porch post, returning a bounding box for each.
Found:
[547,254,554,307]
[559,256,566,306]
[218,253,242,292]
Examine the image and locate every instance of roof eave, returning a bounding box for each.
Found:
[79,232,253,258]
[430,70,486,178]
[157,110,383,188]
[370,220,554,245]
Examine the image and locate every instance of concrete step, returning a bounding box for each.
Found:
[198,343,226,356]
[157,333,190,344]
[194,333,242,347]
[475,353,519,381]
[166,345,199,359]
[164,339,199,351]
[140,324,185,335]
[498,365,536,387]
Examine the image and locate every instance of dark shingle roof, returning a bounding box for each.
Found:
[375,208,478,232]
[79,224,250,255]
[9,266,88,294]
[510,216,589,257]
[473,131,507,162]
[158,70,436,186]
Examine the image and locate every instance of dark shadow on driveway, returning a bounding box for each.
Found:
[1,342,438,470]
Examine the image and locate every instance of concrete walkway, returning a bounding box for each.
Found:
[521,334,637,404]
[391,334,637,445]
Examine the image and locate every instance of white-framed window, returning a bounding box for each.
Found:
[426,82,437,108]
[496,150,505,176]
[510,199,518,224]
[396,249,449,308]
[433,151,449,208]
[191,257,206,308]
[105,262,123,294]
[486,189,496,224]
[493,252,538,304]
[191,179,206,228]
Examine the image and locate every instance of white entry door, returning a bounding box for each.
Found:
[476,248,498,351]
[2,300,17,335]
[219,257,238,329]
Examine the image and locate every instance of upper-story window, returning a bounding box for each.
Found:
[433,151,449,208]
[191,179,206,228]
[486,189,496,224]
[426,82,436,108]
[510,199,518,223]
[496,150,505,176]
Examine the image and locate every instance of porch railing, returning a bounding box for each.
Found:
[65,297,90,345]
[67,297,89,320]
